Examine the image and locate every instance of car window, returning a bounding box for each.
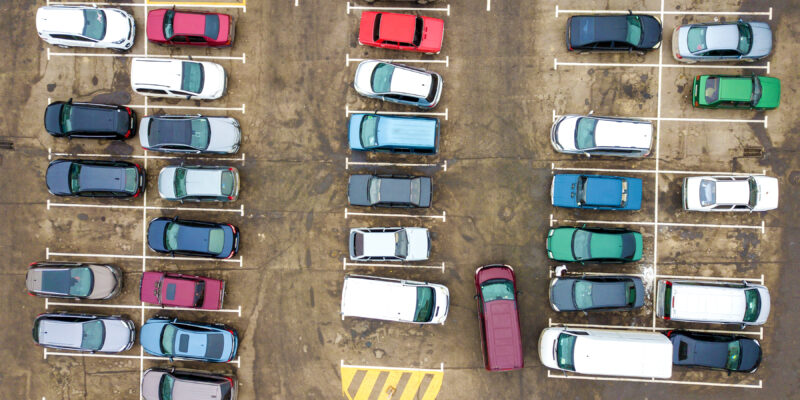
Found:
[137,88,168,95]
[743,289,761,322]
[205,14,220,39]
[687,27,707,53]
[625,15,642,45]
[360,115,379,148]
[161,324,177,354]
[662,283,672,318]
[368,178,381,203]
[480,279,515,302]
[60,103,74,133]
[426,74,439,103]
[750,76,762,105]
[165,222,180,251]
[69,267,93,296]
[394,230,408,258]
[556,333,577,371]
[704,77,720,104]
[208,228,225,254]
[700,179,716,206]
[181,62,204,94]
[81,320,105,351]
[82,9,106,41]
[572,230,592,260]
[221,170,235,196]
[372,13,382,42]
[124,167,138,193]
[573,281,593,309]
[747,177,758,208]
[726,340,742,370]
[410,179,420,205]
[164,10,175,39]
[574,118,597,150]
[69,163,81,193]
[413,16,423,46]
[159,374,175,400]
[174,168,187,198]
[371,63,395,93]
[187,35,207,43]
[189,118,211,149]
[413,287,434,322]
[737,23,753,54]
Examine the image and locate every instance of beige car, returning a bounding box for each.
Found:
[26,262,121,299]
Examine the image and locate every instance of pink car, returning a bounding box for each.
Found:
[140,271,225,310]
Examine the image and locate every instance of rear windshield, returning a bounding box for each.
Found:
[413,287,435,322]
[556,333,577,371]
[69,163,82,193]
[60,103,73,133]
[371,63,395,93]
[662,283,672,318]
[368,178,381,203]
[743,289,761,322]
[205,14,221,39]
[413,16,423,46]
[174,168,187,198]
[190,118,211,149]
[625,15,642,45]
[726,340,742,370]
[700,179,716,206]
[395,230,408,258]
[703,77,720,104]
[360,115,379,148]
[159,374,175,400]
[125,168,138,193]
[221,171,235,196]
[82,9,106,40]
[81,320,105,351]
[481,279,515,302]
[165,223,180,251]
[573,281,593,309]
[208,228,225,254]
[161,324,177,354]
[426,74,439,103]
[737,23,752,54]
[572,230,591,260]
[164,10,175,39]
[574,118,597,150]
[687,27,707,53]
[181,62,204,94]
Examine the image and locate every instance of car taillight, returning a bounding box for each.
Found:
[675,53,682,59]
[226,250,235,259]
[133,191,140,198]
[694,100,699,107]
[228,167,234,171]
[223,375,234,386]
[134,163,141,170]
[29,261,36,266]
[28,291,36,296]
[568,45,573,51]
[666,330,673,337]
[228,224,237,234]
[227,196,234,200]
[124,129,132,138]
[126,108,132,116]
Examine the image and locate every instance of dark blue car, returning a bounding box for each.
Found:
[551,174,642,210]
[147,217,239,259]
[348,113,439,155]
[140,317,238,363]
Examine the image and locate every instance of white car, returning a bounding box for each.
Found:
[656,280,771,326]
[353,60,442,109]
[341,275,449,324]
[550,114,652,158]
[131,58,227,100]
[349,227,430,261]
[682,175,778,212]
[36,6,135,51]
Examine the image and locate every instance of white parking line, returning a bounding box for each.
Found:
[128,103,246,113]
[546,370,762,388]
[554,58,771,73]
[343,258,445,272]
[47,200,245,216]
[48,1,247,12]
[346,2,450,16]
[49,148,247,163]
[45,299,243,316]
[346,157,446,171]
[47,48,246,63]
[553,109,767,127]
[346,105,448,120]
[346,54,449,67]
[486,0,490,11]
[656,273,764,285]
[551,163,766,177]
[341,359,444,373]
[549,218,765,231]
[46,248,244,266]
[554,5,772,20]
[345,208,446,221]
[547,319,764,338]
[43,348,242,366]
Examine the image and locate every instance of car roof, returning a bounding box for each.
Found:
[584,176,623,206]
[172,378,225,400]
[670,283,747,321]
[483,299,523,369]
[715,179,750,205]
[706,24,740,51]
[184,169,225,196]
[378,177,414,202]
[593,119,652,149]
[379,13,416,43]
[132,58,183,88]
[66,104,124,134]
[78,164,129,192]
[570,15,629,46]
[375,116,437,148]
[38,319,84,348]
[572,331,672,377]
[389,68,433,98]
[342,276,420,321]
[717,76,753,102]
[161,277,200,306]
[37,7,86,35]
[174,223,218,254]
[360,231,397,257]
[174,12,208,36]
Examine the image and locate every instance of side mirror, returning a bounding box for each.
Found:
[473,294,479,300]
[186,95,192,100]
[584,152,591,158]
[588,109,594,115]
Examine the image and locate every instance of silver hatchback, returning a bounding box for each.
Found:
[550,114,652,158]
[158,165,240,202]
[672,20,772,62]
[354,60,442,109]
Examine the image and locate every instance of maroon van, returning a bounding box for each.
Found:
[475,264,524,371]
[140,271,225,310]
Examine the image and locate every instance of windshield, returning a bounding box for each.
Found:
[743,289,761,322]
[704,77,720,104]
[371,63,395,93]
[574,118,597,150]
[81,320,105,351]
[573,281,594,309]
[69,267,93,296]
[481,279,515,302]
[737,23,753,54]
[726,340,742,370]
[687,27,707,53]
[751,76,762,105]
[174,168,187,198]
[572,230,592,260]
[360,115,379,148]
[700,179,716,206]
[165,222,180,251]
[161,324,177,354]
[60,103,73,133]
[368,178,381,203]
[69,163,81,193]
[556,333,577,371]
[189,118,211,149]
[395,230,409,258]
[413,287,435,322]
[747,177,758,208]
[164,10,175,39]
[82,9,106,41]
[626,15,643,45]
[159,374,175,400]
[181,62,204,94]
[221,171,235,196]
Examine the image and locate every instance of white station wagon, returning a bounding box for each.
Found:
[354,60,442,109]
[349,227,430,261]
[36,6,135,51]
[550,114,653,158]
[131,58,227,100]
[158,166,240,202]
[682,175,778,212]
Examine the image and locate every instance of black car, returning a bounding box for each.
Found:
[44,100,136,139]
[348,174,432,208]
[549,275,645,312]
[46,159,145,198]
[567,14,662,53]
[666,330,762,373]
[147,216,239,259]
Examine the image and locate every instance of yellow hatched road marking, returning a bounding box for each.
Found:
[378,371,404,399]
[341,362,444,400]
[398,372,425,400]
[420,373,443,400]
[353,370,381,400]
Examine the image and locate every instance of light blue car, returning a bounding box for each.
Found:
[140,317,238,363]
[348,114,439,155]
[672,20,772,62]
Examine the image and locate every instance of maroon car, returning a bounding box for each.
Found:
[475,264,523,371]
[140,271,225,310]
[147,9,234,47]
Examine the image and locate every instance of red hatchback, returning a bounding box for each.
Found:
[475,264,524,371]
[358,11,444,54]
[140,271,225,310]
[147,9,234,47]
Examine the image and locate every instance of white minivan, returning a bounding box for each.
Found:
[538,327,672,379]
[341,275,449,324]
[656,280,770,326]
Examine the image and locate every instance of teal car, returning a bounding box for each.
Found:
[348,113,439,155]
[546,226,643,263]
[692,75,780,110]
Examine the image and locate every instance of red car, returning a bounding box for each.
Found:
[140,271,225,310]
[147,9,234,47]
[358,11,444,54]
[475,264,523,371]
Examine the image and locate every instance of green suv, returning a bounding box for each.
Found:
[692,75,780,110]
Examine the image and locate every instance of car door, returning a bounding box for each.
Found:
[381,40,401,51]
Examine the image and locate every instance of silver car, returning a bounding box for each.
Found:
[354,60,442,109]
[682,175,779,212]
[26,262,122,299]
[672,19,772,62]
[36,6,135,51]
[158,165,240,202]
[551,114,652,157]
[32,313,135,353]
[139,115,241,154]
[142,368,237,400]
[349,227,430,261]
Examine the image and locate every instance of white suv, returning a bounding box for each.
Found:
[656,280,771,326]
[682,175,778,212]
[348,227,430,261]
[131,58,227,100]
[36,6,135,51]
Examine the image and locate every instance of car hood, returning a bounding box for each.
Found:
[44,103,64,135]
[552,116,578,151]
[141,370,167,400]
[753,176,779,211]
[755,76,780,109]
[747,22,772,58]
[158,167,178,199]
[348,114,367,150]
[640,16,663,48]
[104,9,132,44]
[549,279,576,311]
[551,174,580,207]
[538,328,562,370]
[146,9,167,41]
[206,118,241,153]
[139,117,152,148]
[140,320,167,356]
[353,60,379,95]
[140,271,164,304]
[199,62,227,99]
[99,319,133,352]
[46,161,72,195]
[683,177,704,210]
[738,339,762,372]
[348,175,372,206]
[547,228,576,261]
[87,265,120,299]
[147,218,171,253]
[404,228,430,261]
[753,286,771,325]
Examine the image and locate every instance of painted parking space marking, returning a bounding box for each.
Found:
[46,48,246,63]
[551,163,766,177]
[49,148,246,163]
[346,157,447,171]
[346,2,450,16]
[554,58,770,73]
[656,273,764,285]
[128,103,246,113]
[554,5,772,19]
[549,217,765,232]
[547,370,762,388]
[45,299,243,316]
[552,110,768,128]
[345,208,446,221]
[44,348,242,366]
[47,200,245,216]
[46,1,247,11]
[46,248,244,266]
[341,360,444,400]
[343,258,445,272]
[347,105,448,120]
[547,319,764,338]
[346,54,449,67]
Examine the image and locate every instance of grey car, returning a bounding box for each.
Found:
[348,174,432,208]
[672,19,772,62]
[32,313,135,353]
[549,275,645,312]
[142,368,236,400]
[158,166,240,202]
[139,115,241,154]
[26,262,122,299]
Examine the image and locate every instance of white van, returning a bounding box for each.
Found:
[656,280,770,326]
[341,275,449,324]
[538,327,672,379]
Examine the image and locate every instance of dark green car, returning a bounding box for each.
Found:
[546,226,643,263]
[692,75,780,110]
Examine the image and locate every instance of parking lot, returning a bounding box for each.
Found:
[1,0,799,399]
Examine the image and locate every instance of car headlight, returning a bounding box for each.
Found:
[548,230,554,237]
[548,251,553,258]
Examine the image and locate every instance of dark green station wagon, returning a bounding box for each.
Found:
[692,75,780,110]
